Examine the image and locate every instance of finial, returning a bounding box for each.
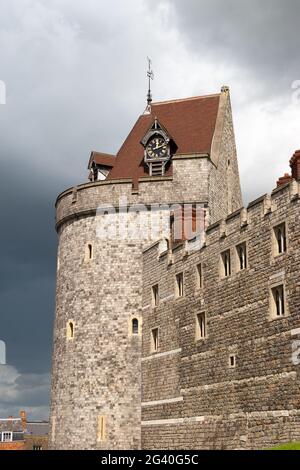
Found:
[147,57,154,107]
[221,85,230,94]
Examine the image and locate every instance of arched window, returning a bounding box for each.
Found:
[132,318,139,335]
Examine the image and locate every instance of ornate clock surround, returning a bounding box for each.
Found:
[141,118,172,176]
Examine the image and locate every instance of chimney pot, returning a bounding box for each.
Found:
[276,173,292,187]
[19,410,27,430]
[290,149,300,180]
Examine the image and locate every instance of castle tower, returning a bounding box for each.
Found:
[49,87,242,449]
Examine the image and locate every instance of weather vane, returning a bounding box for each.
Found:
[147,57,154,107]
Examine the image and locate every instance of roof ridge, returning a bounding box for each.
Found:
[0,418,21,421]
[92,151,115,157]
[152,93,220,106]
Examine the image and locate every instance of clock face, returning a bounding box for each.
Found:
[146,136,168,159]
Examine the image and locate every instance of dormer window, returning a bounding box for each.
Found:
[88,152,115,182]
[94,164,110,181]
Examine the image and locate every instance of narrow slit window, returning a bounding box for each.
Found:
[67,321,74,340]
[132,318,139,335]
[274,223,287,255]
[175,272,184,298]
[151,328,159,352]
[85,243,93,262]
[229,355,236,368]
[196,264,203,288]
[97,416,106,442]
[236,243,247,271]
[221,250,231,277]
[272,285,285,317]
[196,312,206,340]
[152,284,159,307]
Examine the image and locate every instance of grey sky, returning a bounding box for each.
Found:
[0,0,299,420]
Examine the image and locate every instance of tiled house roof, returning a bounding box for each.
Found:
[103,94,220,185]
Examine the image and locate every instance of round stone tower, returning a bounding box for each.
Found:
[49,88,242,449]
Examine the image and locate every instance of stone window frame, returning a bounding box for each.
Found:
[235,241,248,273]
[150,327,160,353]
[195,312,207,342]
[66,320,75,340]
[269,282,288,320]
[151,284,159,308]
[195,263,203,290]
[220,249,231,278]
[229,354,237,368]
[128,315,142,337]
[175,272,184,299]
[272,221,288,259]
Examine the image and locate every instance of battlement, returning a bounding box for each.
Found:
[143,179,300,260]
[141,175,300,449]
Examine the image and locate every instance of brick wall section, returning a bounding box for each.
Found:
[141,181,300,449]
[0,441,25,451]
[25,436,48,450]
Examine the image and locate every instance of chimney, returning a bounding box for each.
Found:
[290,149,300,180]
[277,173,293,187]
[19,410,27,431]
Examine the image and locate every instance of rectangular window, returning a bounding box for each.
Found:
[152,284,159,307]
[271,285,285,317]
[221,250,231,277]
[2,432,13,442]
[196,312,206,340]
[85,243,93,262]
[273,223,287,255]
[151,328,159,352]
[175,272,184,298]
[236,242,247,271]
[196,264,203,288]
[67,321,75,340]
[97,416,106,442]
[229,355,236,368]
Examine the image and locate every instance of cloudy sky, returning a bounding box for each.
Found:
[0,0,300,420]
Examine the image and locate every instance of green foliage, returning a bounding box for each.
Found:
[267,442,300,450]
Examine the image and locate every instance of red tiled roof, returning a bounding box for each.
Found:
[88,151,115,169]
[107,94,220,184]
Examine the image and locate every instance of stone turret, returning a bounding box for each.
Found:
[49,87,242,450]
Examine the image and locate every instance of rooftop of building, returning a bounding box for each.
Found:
[0,411,49,436]
[89,92,221,185]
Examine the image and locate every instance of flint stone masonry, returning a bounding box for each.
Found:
[141,181,300,449]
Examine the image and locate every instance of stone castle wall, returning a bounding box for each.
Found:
[50,213,144,449]
[49,93,243,449]
[141,181,300,449]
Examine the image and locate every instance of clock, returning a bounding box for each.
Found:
[146,136,168,159]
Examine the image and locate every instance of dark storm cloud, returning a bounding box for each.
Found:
[0,0,299,419]
[169,0,300,98]
[0,0,160,419]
